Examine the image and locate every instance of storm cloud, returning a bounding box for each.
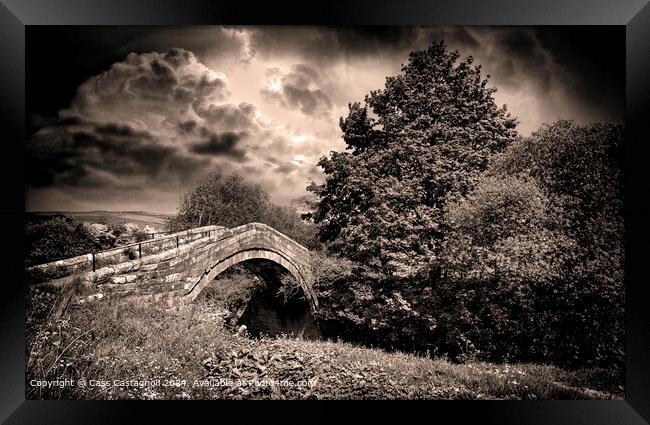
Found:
[189,130,247,160]
[27,121,210,191]
[195,102,258,130]
[261,65,333,117]
[63,48,228,126]
[26,26,623,212]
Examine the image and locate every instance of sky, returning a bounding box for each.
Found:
[25,26,624,213]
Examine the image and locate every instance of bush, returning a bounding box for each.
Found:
[457,122,621,367]
[133,229,151,242]
[311,121,624,369]
[25,216,100,266]
[310,252,442,355]
[25,216,160,266]
[167,170,318,248]
[198,266,262,314]
[441,122,624,367]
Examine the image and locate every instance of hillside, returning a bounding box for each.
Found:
[29,211,172,230]
[26,282,624,400]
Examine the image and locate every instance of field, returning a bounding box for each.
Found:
[25,280,624,400]
[30,211,172,230]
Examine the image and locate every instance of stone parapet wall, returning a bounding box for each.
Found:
[25,223,316,311]
[26,225,226,285]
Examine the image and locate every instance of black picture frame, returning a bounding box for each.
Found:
[1,0,649,422]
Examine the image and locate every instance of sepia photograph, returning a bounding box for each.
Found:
[24,25,625,400]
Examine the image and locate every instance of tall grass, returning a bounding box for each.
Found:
[25,283,623,400]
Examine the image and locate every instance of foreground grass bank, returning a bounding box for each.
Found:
[26,287,624,400]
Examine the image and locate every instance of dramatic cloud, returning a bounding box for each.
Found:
[189,130,247,160]
[178,120,198,134]
[241,26,623,134]
[27,46,335,211]
[28,48,235,211]
[27,121,209,190]
[244,26,424,65]
[261,65,333,117]
[63,48,228,127]
[27,27,623,213]
[195,102,258,130]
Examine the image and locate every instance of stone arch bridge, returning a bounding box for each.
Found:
[26,223,317,310]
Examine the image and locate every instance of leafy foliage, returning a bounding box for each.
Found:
[25,216,99,266]
[307,41,624,369]
[168,171,270,230]
[25,216,160,266]
[308,41,517,276]
[197,265,264,325]
[167,170,317,248]
[448,120,625,367]
[26,285,621,400]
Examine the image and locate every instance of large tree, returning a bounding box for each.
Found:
[168,170,270,230]
[168,170,317,248]
[309,41,518,276]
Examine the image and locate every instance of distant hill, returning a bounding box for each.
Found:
[29,211,173,230]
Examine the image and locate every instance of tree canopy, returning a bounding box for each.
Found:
[307,41,624,368]
[308,41,518,276]
[168,170,317,248]
[167,171,270,230]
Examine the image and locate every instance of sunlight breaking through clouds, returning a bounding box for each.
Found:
[26,26,623,213]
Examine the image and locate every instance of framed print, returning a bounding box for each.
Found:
[1,0,649,423]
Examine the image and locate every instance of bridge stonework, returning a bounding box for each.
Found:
[26,223,318,310]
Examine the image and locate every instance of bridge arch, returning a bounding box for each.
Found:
[182,246,318,309]
[26,222,318,312]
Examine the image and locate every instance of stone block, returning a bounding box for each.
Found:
[28,222,316,310]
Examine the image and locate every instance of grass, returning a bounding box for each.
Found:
[30,211,171,229]
[25,284,624,400]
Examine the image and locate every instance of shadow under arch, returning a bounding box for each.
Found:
[187,251,321,339]
[182,247,318,311]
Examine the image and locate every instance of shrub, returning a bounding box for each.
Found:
[441,122,624,367]
[310,121,624,369]
[167,170,318,248]
[197,266,262,316]
[25,216,99,266]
